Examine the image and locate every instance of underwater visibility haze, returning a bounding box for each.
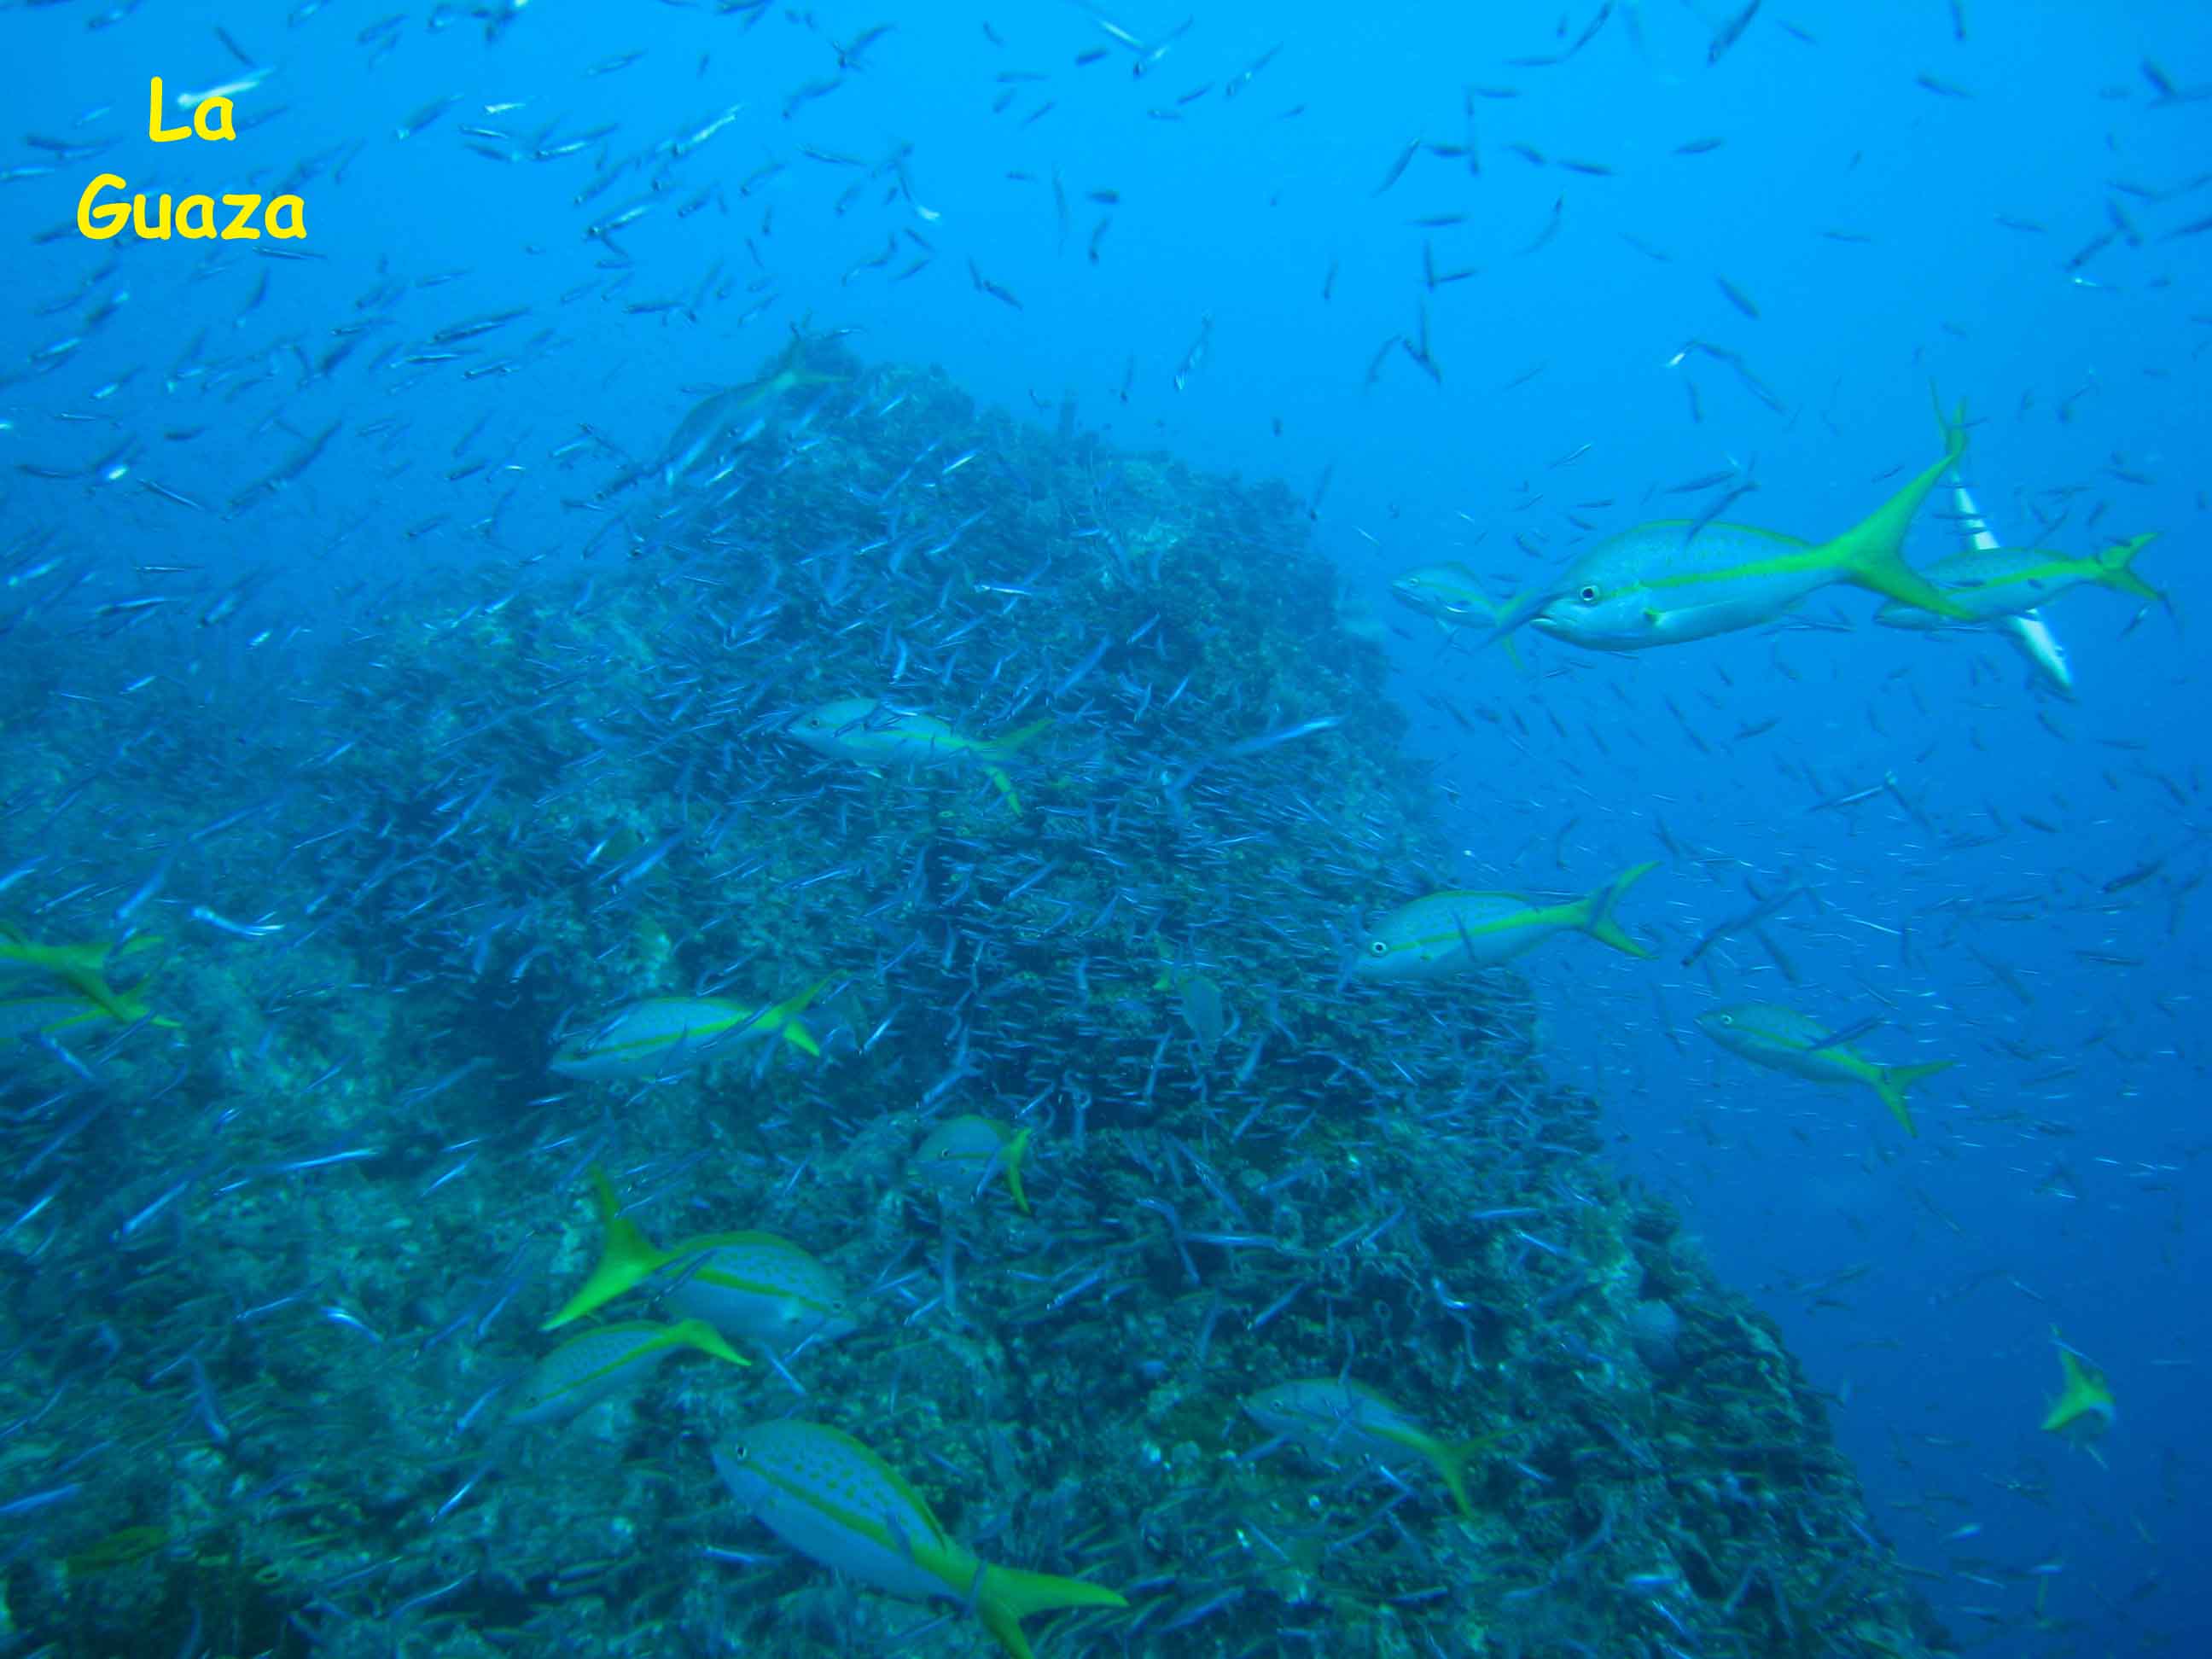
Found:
[0,2,2206,1656]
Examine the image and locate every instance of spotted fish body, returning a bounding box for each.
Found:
[1354,862,1656,981]
[661,1236,857,1348]
[713,1419,1125,1658]
[912,1115,1032,1214]
[505,1317,745,1428]
[1696,1002,1952,1138]
[544,1169,857,1353]
[1243,1378,1480,1519]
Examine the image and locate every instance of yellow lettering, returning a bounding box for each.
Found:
[176,195,218,239]
[78,173,130,240]
[147,78,189,143]
[132,192,173,241]
[265,195,306,240]
[193,95,236,143]
[221,195,262,240]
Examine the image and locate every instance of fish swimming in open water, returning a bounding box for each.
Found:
[1513,406,1976,649]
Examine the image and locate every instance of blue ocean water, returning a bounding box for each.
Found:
[3,3,2204,1656]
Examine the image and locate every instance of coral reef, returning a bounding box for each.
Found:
[0,349,1949,1657]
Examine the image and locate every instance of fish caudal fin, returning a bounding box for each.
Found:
[977,1565,1127,1659]
[2093,533,2163,604]
[1871,1059,1951,1138]
[1000,1126,1033,1215]
[981,719,1053,814]
[1822,401,1976,621]
[771,978,829,1057]
[1573,862,1659,958]
[2041,1337,2115,1436]
[666,1316,749,1368]
[981,765,1025,814]
[542,1167,676,1330]
[994,717,1055,756]
[1431,1435,1499,1520]
[1485,583,1560,643]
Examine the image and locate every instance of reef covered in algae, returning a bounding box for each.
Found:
[0,346,1949,1657]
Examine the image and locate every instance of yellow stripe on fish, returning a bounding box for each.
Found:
[1518,401,1975,649]
[550,981,824,1081]
[1874,533,2162,628]
[912,1116,1033,1214]
[1696,1002,1952,1137]
[543,1167,857,1352]
[506,1317,746,1428]
[713,1419,1125,1659]
[1243,1377,1498,1520]
[783,698,1051,812]
[1354,862,1657,980]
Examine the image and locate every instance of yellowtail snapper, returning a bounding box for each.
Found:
[1873,533,2161,627]
[1354,862,1657,980]
[1243,1377,1494,1519]
[911,1115,1033,1214]
[505,1318,746,1429]
[1697,1002,1953,1137]
[713,1419,1125,1658]
[550,982,824,1081]
[783,698,1051,813]
[1507,404,1976,649]
[544,1167,858,1354]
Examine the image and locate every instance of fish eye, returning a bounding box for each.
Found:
[1577,584,1602,604]
[936,1148,953,1161]
[731,1442,748,1461]
[1366,940,1388,957]
[1716,1013,1734,1027]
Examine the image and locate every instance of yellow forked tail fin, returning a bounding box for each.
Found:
[977,1564,1127,1659]
[2092,533,2163,603]
[998,1126,1033,1215]
[542,1167,674,1330]
[1430,1428,1512,1520]
[980,719,1052,814]
[1823,399,1976,621]
[770,978,828,1057]
[1872,1059,1952,1138]
[1572,862,1659,958]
